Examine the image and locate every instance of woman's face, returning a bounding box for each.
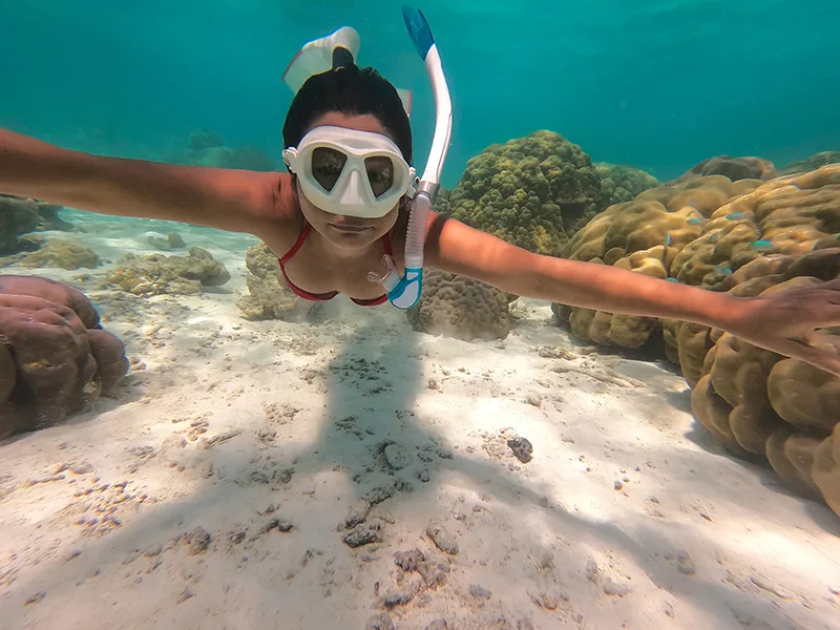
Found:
[294,112,402,252]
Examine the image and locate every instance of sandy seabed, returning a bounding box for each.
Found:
[1,212,839,630]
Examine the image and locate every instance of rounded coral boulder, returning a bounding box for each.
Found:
[0,275,128,439]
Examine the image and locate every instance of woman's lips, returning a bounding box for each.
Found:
[329,223,373,233]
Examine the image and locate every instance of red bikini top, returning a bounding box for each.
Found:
[277,222,392,307]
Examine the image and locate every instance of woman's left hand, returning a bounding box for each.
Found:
[726,279,840,377]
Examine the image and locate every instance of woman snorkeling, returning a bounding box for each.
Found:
[1,12,840,378]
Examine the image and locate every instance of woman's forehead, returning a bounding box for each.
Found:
[307,112,390,136]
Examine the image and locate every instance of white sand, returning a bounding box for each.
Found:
[1,213,840,630]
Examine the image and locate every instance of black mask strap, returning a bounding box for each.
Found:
[332,46,355,70]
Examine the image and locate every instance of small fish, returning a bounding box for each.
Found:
[687,218,704,225]
[666,277,679,283]
[749,239,774,251]
[716,265,733,276]
[709,233,720,243]
[665,234,672,246]
[727,212,746,220]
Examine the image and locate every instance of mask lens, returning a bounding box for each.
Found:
[311,147,347,192]
[365,156,395,198]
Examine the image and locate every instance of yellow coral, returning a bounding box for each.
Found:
[105,247,229,297]
[685,264,840,518]
[444,130,610,257]
[673,165,840,288]
[20,239,102,270]
[555,175,750,348]
[407,270,510,341]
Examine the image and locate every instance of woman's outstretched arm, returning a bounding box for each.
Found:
[0,128,288,234]
[424,212,840,376]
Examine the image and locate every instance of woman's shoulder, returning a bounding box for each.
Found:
[268,172,299,222]
[249,171,301,228]
[248,172,303,254]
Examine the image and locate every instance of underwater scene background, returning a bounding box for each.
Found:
[1,1,840,629]
[3,0,840,184]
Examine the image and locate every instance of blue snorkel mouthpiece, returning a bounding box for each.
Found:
[368,6,453,310]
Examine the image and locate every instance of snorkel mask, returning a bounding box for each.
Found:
[281,6,453,310]
[282,125,417,219]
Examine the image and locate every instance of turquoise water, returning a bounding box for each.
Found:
[2,0,839,184]
[3,3,840,628]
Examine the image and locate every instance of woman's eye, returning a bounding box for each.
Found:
[312,148,346,172]
[310,148,347,191]
[365,156,394,197]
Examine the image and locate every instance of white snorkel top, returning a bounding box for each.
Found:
[281,6,453,310]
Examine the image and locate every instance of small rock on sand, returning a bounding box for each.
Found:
[176,587,194,604]
[602,577,633,597]
[342,501,371,530]
[380,587,416,609]
[394,549,425,571]
[470,583,492,599]
[363,483,396,506]
[677,550,696,575]
[366,613,395,630]
[507,437,533,463]
[382,442,411,470]
[343,522,383,548]
[417,562,447,588]
[525,393,542,407]
[426,523,459,555]
[24,592,46,606]
[185,527,211,555]
[528,589,560,610]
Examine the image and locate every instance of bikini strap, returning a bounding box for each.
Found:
[279,221,312,266]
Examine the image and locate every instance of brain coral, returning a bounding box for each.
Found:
[406,270,510,341]
[556,165,840,518]
[668,247,840,387]
[0,275,128,439]
[442,130,610,257]
[780,151,840,176]
[557,165,840,352]
[671,155,778,183]
[552,175,761,348]
[671,165,840,290]
[689,273,840,516]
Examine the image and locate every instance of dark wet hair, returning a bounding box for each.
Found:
[282,54,413,164]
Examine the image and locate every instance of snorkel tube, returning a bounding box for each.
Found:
[368,6,453,310]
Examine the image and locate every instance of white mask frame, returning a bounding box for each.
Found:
[283,126,417,219]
